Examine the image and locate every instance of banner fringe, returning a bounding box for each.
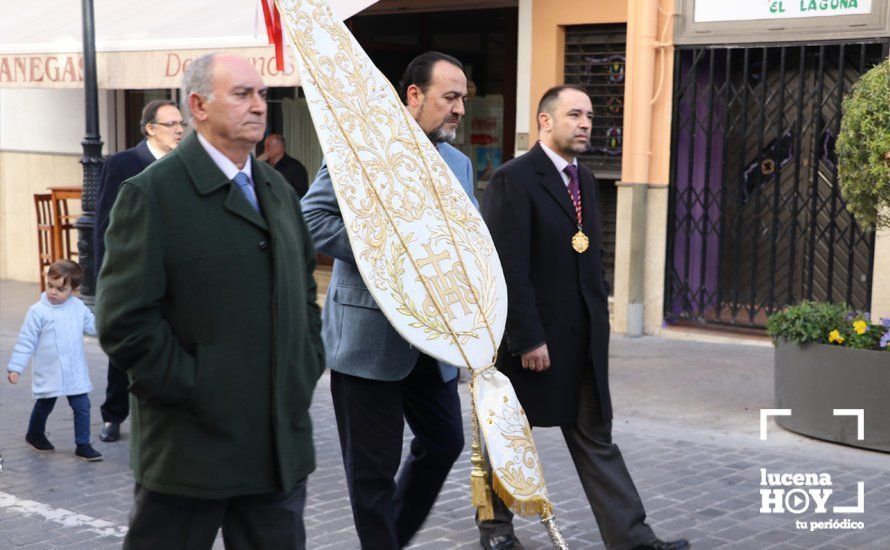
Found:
[490,468,553,518]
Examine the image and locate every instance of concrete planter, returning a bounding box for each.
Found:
[774,340,890,453]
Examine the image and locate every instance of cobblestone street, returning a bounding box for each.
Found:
[2,280,889,549]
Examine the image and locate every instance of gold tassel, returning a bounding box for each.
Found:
[470,441,494,520]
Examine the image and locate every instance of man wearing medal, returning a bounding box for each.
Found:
[479,85,689,550]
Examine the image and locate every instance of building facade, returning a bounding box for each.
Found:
[516,0,890,335]
[2,0,889,334]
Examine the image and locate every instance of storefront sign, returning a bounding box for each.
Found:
[0,47,300,89]
[695,0,872,23]
[0,54,85,86]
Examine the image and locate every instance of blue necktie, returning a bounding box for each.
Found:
[233,172,260,213]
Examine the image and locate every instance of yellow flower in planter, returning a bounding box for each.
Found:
[853,320,868,335]
[829,329,845,344]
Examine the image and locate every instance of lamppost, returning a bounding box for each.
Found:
[77,0,103,304]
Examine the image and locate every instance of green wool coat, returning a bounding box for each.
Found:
[96,132,324,499]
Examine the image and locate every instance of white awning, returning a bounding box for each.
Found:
[0,0,378,89]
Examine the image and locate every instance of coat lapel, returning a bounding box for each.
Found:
[178,133,269,232]
[530,144,577,226]
[224,182,269,231]
[134,140,156,170]
[254,160,283,234]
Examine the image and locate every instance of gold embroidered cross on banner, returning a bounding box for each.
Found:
[416,243,475,321]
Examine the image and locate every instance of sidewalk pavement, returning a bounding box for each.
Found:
[1,278,889,549]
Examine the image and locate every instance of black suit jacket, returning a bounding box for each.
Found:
[273,154,309,198]
[482,143,612,426]
[94,140,156,275]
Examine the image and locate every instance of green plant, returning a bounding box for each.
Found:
[766,301,847,345]
[767,301,890,352]
[837,59,890,229]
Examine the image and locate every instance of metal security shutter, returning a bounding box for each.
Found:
[664,42,888,329]
[564,24,627,294]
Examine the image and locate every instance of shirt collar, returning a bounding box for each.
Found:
[197,132,253,182]
[145,140,166,161]
[539,141,578,180]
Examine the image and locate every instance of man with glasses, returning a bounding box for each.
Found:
[93,99,184,444]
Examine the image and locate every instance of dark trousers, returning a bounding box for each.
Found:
[478,368,655,550]
[28,393,90,445]
[100,360,129,424]
[330,355,465,549]
[124,480,307,550]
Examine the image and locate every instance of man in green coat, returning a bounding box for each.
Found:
[96,53,324,549]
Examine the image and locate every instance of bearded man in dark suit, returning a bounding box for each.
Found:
[478,85,689,550]
[93,99,184,443]
[301,51,475,550]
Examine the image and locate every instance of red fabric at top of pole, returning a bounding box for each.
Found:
[260,0,285,71]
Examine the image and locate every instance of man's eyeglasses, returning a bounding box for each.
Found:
[152,121,188,129]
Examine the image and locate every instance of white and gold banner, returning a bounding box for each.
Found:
[475,368,552,515]
[276,0,506,370]
[276,1,566,546]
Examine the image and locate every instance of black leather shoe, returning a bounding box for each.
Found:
[99,422,120,442]
[480,534,525,550]
[631,538,691,550]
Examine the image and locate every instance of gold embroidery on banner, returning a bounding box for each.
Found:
[385,241,474,344]
[488,391,546,498]
[281,2,564,537]
[281,0,499,348]
[416,243,475,321]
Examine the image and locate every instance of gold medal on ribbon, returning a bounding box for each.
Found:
[572,230,589,253]
[564,168,588,255]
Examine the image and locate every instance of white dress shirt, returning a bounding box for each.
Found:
[196,132,254,181]
[539,141,578,187]
[146,140,166,161]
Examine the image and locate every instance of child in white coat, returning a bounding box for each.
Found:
[7,260,102,461]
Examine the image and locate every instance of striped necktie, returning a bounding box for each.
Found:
[233,171,261,213]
